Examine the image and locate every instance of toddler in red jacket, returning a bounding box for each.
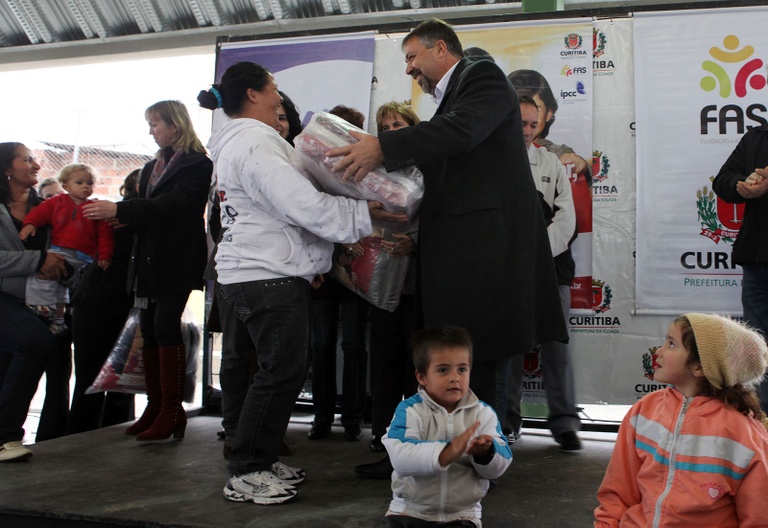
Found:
[20,164,114,334]
[595,313,768,527]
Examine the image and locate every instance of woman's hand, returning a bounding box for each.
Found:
[342,242,364,258]
[382,233,415,257]
[39,252,68,281]
[367,201,408,224]
[82,199,118,221]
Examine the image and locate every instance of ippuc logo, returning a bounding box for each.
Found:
[701,35,766,98]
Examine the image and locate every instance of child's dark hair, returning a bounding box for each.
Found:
[411,326,473,375]
[120,169,141,200]
[675,315,768,428]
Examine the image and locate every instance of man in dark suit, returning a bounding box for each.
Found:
[331,18,566,408]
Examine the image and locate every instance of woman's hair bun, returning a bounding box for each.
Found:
[198,87,220,110]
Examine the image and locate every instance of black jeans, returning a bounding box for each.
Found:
[311,292,369,427]
[369,295,418,438]
[139,292,191,346]
[67,303,135,434]
[219,277,311,475]
[0,292,57,444]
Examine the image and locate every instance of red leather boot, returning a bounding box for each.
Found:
[125,346,161,435]
[136,344,187,442]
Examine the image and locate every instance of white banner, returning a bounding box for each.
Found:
[634,7,768,315]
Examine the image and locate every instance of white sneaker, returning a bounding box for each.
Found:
[272,461,306,485]
[223,470,298,505]
[0,441,32,462]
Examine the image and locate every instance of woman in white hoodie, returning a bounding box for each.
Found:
[198,61,406,505]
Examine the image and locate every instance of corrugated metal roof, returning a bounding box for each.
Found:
[0,0,516,48]
[0,0,741,63]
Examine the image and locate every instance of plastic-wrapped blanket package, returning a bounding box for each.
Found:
[329,227,411,312]
[294,111,424,221]
[87,307,201,402]
[294,111,423,312]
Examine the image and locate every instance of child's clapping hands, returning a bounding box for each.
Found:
[438,421,494,468]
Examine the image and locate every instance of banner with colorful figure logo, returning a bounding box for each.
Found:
[409,20,594,311]
[634,7,768,315]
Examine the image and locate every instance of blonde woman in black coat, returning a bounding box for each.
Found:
[84,101,212,442]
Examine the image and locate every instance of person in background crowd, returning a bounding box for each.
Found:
[0,142,63,460]
[713,123,768,413]
[66,169,141,434]
[595,313,768,526]
[21,164,114,335]
[276,90,303,146]
[38,178,64,200]
[500,95,582,451]
[83,100,212,443]
[308,103,371,443]
[355,101,421,479]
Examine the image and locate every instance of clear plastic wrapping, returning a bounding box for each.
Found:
[329,228,411,312]
[294,111,424,221]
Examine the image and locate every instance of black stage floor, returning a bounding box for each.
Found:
[0,413,615,527]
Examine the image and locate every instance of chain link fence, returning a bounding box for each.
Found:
[35,142,153,200]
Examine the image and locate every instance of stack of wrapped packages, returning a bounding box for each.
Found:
[294,111,424,311]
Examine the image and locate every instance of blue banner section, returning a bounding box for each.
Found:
[217,37,375,81]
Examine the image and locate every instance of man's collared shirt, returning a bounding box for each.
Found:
[432,61,460,106]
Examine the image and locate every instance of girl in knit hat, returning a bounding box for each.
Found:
[595,313,768,527]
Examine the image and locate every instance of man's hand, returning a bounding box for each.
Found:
[19,224,36,241]
[39,252,68,281]
[367,201,409,225]
[737,167,768,199]
[98,259,111,271]
[438,421,480,468]
[328,132,385,182]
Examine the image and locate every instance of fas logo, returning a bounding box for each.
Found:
[564,33,583,50]
[593,28,607,58]
[592,279,612,314]
[642,346,659,381]
[696,178,742,244]
[592,150,610,183]
[701,35,767,98]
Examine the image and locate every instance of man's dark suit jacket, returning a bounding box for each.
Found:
[379,57,567,361]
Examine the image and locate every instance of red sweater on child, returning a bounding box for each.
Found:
[24,193,114,261]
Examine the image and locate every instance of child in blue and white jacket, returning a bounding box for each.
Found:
[382,326,512,527]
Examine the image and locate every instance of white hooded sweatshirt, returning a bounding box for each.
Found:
[208,118,372,285]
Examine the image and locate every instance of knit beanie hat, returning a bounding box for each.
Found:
[685,313,768,389]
